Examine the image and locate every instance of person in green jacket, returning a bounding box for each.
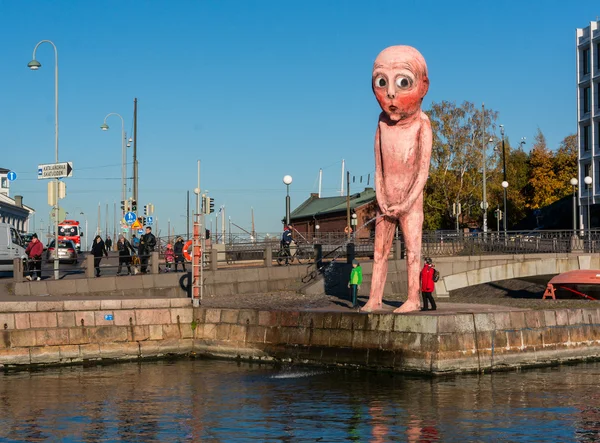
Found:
[348,259,363,308]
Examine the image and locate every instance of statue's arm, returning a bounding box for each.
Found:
[404,114,433,210]
[374,121,387,212]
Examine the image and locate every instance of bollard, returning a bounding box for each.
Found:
[85,255,95,279]
[264,245,272,267]
[346,242,355,264]
[314,244,323,272]
[210,248,218,271]
[13,258,23,283]
[151,252,159,274]
[393,239,404,260]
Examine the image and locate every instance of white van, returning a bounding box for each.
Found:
[0,223,26,272]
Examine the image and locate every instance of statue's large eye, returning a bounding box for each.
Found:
[396,76,412,89]
[374,76,387,88]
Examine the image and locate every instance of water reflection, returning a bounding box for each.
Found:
[0,360,600,441]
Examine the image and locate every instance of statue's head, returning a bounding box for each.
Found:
[372,45,429,122]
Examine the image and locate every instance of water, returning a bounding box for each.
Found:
[1,359,600,442]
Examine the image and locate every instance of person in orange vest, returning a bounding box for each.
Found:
[420,257,437,311]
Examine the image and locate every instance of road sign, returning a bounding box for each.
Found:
[138,229,144,235]
[131,219,142,229]
[124,212,137,224]
[480,201,489,210]
[147,216,154,225]
[37,162,73,180]
[104,314,114,321]
[7,171,16,181]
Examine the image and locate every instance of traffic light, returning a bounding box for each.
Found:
[203,196,215,214]
[121,200,125,210]
[132,200,137,211]
[144,205,148,215]
[142,217,147,226]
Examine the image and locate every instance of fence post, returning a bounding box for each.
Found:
[210,248,218,271]
[85,255,95,278]
[346,242,355,264]
[12,258,23,282]
[151,252,159,274]
[314,244,323,272]
[264,245,272,267]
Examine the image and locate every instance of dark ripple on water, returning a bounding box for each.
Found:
[1,360,600,442]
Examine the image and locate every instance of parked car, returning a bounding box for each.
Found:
[0,223,26,273]
[46,240,78,264]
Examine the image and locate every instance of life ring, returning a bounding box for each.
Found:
[344,226,352,234]
[183,240,194,262]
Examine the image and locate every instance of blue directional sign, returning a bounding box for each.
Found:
[124,212,137,224]
[147,216,154,225]
[138,229,144,235]
[104,314,114,321]
[7,171,17,181]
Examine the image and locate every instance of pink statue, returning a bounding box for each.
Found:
[361,45,432,314]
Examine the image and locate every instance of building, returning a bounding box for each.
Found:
[576,20,600,229]
[0,168,35,233]
[289,188,378,241]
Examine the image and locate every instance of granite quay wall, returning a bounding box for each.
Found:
[2,301,600,374]
[0,298,196,367]
[192,307,600,374]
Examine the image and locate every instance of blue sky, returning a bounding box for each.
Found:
[1,1,597,238]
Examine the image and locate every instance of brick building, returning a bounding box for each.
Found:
[289,188,378,241]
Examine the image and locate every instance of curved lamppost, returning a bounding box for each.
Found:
[28,40,60,280]
[570,178,578,236]
[101,113,127,217]
[585,176,593,248]
[283,175,293,226]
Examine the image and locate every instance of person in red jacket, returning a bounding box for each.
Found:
[25,233,44,281]
[420,257,436,311]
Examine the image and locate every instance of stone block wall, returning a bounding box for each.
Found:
[0,298,196,367]
[192,306,600,374]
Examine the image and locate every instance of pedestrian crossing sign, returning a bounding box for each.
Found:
[131,219,142,229]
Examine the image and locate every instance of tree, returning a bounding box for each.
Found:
[553,134,578,198]
[526,129,561,209]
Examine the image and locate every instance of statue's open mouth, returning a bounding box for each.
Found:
[389,106,398,112]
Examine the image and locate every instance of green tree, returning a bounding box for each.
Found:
[553,134,578,198]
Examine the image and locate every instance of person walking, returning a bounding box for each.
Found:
[91,235,108,277]
[139,226,156,274]
[173,236,186,272]
[348,259,363,308]
[25,233,44,281]
[164,243,175,272]
[420,257,437,311]
[131,234,140,252]
[281,225,293,265]
[116,235,134,276]
[105,235,112,252]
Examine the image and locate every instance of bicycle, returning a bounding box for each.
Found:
[276,242,314,265]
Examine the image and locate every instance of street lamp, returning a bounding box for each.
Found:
[501,181,509,234]
[482,136,493,233]
[80,211,88,250]
[29,39,60,280]
[585,176,593,247]
[283,175,293,226]
[570,178,578,236]
[101,113,127,218]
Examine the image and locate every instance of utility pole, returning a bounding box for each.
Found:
[187,190,190,239]
[133,98,138,204]
[481,103,488,234]
[346,170,351,239]
[251,207,255,241]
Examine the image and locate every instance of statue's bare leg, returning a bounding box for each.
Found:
[361,215,396,312]
[394,199,423,313]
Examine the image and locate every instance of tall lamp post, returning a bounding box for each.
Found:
[101,113,127,219]
[482,135,492,234]
[28,40,60,280]
[585,176,593,247]
[79,211,88,251]
[283,175,293,226]
[570,178,578,236]
[500,125,507,234]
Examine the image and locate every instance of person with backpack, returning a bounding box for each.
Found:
[348,259,363,308]
[420,257,437,311]
[116,235,135,276]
